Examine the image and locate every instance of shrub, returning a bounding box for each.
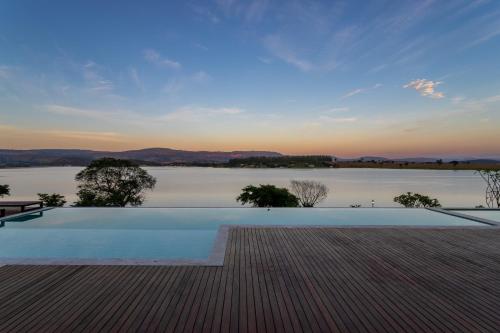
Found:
[236,185,299,207]
[38,193,67,207]
[393,192,441,208]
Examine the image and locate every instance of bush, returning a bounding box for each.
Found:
[393,192,441,208]
[38,193,66,207]
[236,185,299,207]
[0,184,10,198]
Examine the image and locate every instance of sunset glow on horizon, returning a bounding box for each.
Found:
[1,1,500,158]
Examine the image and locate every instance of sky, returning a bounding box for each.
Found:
[0,0,499,158]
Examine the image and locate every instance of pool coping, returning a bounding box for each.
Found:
[0,208,498,267]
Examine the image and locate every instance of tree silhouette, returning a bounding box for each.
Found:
[236,185,299,207]
[477,170,500,208]
[290,180,329,207]
[74,158,156,207]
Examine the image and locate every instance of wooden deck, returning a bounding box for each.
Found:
[1,227,500,332]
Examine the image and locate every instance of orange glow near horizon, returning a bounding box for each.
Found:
[1,123,499,158]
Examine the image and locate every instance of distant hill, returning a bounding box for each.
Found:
[464,159,500,164]
[359,156,390,162]
[1,149,498,168]
[0,148,282,167]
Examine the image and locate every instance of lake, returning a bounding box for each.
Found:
[0,167,488,208]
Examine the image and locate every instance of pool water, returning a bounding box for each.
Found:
[454,210,500,223]
[0,208,485,262]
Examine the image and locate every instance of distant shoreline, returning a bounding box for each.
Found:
[1,162,499,171]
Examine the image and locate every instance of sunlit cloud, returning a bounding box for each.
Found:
[404,79,444,99]
[143,49,181,69]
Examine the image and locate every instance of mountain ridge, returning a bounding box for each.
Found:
[0,148,282,167]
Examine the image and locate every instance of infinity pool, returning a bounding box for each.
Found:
[0,208,485,264]
[454,210,500,223]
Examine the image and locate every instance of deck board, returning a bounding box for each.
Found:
[1,227,500,332]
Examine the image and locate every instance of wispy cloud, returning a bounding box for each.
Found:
[342,84,382,99]
[193,43,208,51]
[45,104,123,119]
[163,71,211,95]
[214,0,269,21]
[143,49,181,69]
[257,56,272,64]
[46,130,123,142]
[322,107,350,114]
[483,95,500,103]
[0,65,12,79]
[82,61,114,92]
[403,79,444,99]
[45,104,243,125]
[368,64,387,74]
[0,123,125,146]
[466,28,500,48]
[263,35,314,72]
[244,0,269,21]
[190,4,220,23]
[128,67,144,91]
[319,116,357,123]
[161,106,244,122]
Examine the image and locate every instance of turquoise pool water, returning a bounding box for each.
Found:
[454,210,500,223]
[0,208,484,262]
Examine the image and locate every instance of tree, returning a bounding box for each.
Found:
[393,192,441,208]
[74,158,156,207]
[38,193,66,207]
[477,170,500,208]
[290,180,329,207]
[0,184,10,198]
[236,185,299,207]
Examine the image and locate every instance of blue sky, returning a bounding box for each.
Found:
[1,0,499,157]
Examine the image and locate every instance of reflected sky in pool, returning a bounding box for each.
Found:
[0,208,483,261]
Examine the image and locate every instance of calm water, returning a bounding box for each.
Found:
[0,167,488,207]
